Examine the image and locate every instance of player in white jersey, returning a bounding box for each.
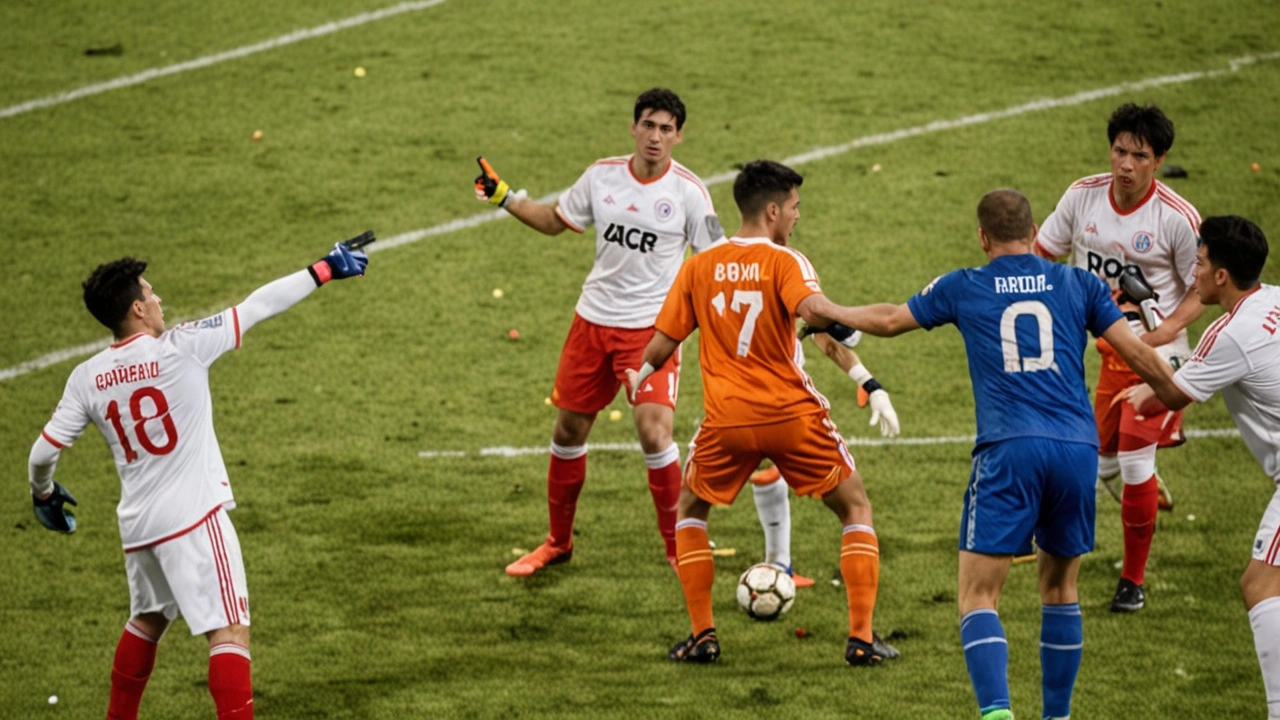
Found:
[475,88,722,577]
[1035,103,1203,612]
[1126,216,1280,718]
[28,237,369,720]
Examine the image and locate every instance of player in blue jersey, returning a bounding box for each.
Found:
[825,189,1175,720]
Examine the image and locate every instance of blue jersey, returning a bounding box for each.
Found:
[907,253,1123,449]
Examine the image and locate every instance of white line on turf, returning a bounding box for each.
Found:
[4,51,1277,381]
[417,428,1242,459]
[0,0,450,120]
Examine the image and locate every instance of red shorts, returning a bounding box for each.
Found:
[551,314,680,414]
[1094,347,1184,453]
[684,412,855,506]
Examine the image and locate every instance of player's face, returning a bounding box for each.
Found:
[137,278,165,336]
[1191,244,1221,305]
[771,188,801,245]
[631,109,682,166]
[1109,132,1164,204]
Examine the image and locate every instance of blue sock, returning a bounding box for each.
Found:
[1040,603,1082,719]
[961,609,1010,714]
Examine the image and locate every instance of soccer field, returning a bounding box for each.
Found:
[3,1,1280,717]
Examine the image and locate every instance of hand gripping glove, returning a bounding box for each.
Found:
[308,233,372,286]
[1117,265,1162,331]
[475,157,513,207]
[33,481,78,533]
[797,321,863,348]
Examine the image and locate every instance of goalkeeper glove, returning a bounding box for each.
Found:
[798,321,862,348]
[33,481,78,534]
[475,157,515,208]
[1117,265,1162,331]
[848,364,899,438]
[308,238,370,286]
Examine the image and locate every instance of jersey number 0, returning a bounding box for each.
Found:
[104,386,179,463]
[1001,300,1055,373]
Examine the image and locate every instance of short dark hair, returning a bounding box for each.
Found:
[733,160,803,217]
[977,188,1034,243]
[634,88,686,130]
[1107,103,1175,158]
[83,257,147,333]
[1198,215,1269,290]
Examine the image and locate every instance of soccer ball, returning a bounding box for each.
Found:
[736,563,796,621]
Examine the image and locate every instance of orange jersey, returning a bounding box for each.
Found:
[654,236,830,428]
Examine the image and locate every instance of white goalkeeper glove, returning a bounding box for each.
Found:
[849,363,899,438]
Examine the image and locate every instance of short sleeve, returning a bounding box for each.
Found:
[41,367,93,448]
[906,273,957,330]
[1174,332,1249,403]
[653,261,698,342]
[776,249,822,314]
[1036,189,1076,258]
[1168,216,1200,289]
[682,183,720,253]
[555,167,595,234]
[168,308,240,367]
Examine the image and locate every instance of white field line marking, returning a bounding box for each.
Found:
[418,427,1242,459]
[5,52,1277,381]
[0,0,449,120]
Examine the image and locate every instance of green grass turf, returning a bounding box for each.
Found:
[2,0,1280,717]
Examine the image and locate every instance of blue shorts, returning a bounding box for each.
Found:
[958,437,1097,557]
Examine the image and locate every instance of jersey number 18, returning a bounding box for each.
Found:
[104,386,179,463]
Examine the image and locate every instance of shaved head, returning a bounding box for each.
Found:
[977,188,1034,243]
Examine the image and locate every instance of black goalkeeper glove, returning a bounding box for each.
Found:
[33,481,78,534]
[474,157,513,207]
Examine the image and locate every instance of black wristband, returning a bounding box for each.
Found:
[861,377,884,394]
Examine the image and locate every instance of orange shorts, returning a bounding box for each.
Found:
[551,313,680,414]
[1094,344,1184,453]
[684,412,855,506]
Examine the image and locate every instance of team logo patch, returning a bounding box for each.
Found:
[1131,231,1154,254]
[654,198,676,222]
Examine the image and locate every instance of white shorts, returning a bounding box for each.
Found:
[125,506,250,636]
[1252,486,1280,566]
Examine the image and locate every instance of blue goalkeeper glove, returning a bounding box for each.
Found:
[308,232,371,286]
[474,157,514,207]
[33,481,78,534]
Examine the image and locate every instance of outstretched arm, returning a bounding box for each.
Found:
[474,157,568,236]
[797,294,921,337]
[1100,317,1186,408]
[238,236,371,334]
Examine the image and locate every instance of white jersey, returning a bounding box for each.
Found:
[1038,174,1201,359]
[556,155,719,328]
[1174,285,1280,482]
[34,269,317,550]
[41,310,241,549]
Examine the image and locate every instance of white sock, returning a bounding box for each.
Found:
[1249,596,1280,718]
[1117,445,1157,486]
[752,478,791,568]
[1097,454,1120,480]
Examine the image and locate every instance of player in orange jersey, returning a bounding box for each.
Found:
[627,159,897,665]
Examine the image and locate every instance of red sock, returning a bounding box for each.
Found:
[547,452,587,548]
[675,524,715,636]
[647,461,681,560]
[107,622,159,720]
[841,528,880,644]
[209,644,253,719]
[1121,475,1159,585]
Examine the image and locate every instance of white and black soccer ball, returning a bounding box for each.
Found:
[736,563,796,621]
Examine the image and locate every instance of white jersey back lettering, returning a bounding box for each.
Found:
[1174,285,1280,481]
[1039,174,1201,358]
[556,155,717,328]
[41,309,242,549]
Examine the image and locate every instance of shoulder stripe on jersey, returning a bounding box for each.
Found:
[1068,174,1111,190]
[776,245,818,281]
[40,429,66,449]
[1155,184,1202,231]
[553,205,585,234]
[672,166,712,205]
[590,157,629,169]
[1192,313,1232,360]
[232,307,242,350]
